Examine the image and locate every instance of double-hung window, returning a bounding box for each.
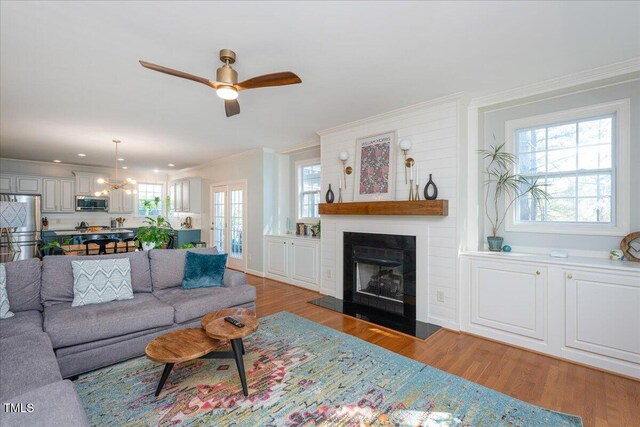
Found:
[297,161,321,221]
[505,100,630,235]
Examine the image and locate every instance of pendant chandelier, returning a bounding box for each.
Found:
[94,140,137,196]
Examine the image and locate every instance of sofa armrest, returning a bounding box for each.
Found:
[223,269,247,287]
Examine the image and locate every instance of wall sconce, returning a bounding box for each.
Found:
[339,151,352,189]
[399,139,413,184]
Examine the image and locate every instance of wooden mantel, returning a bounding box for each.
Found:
[319,200,448,216]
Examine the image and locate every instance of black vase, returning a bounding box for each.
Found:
[423,174,438,200]
[325,184,335,203]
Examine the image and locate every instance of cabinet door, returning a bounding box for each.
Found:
[76,175,92,195]
[290,240,319,287]
[175,182,183,212]
[0,174,14,192]
[470,260,546,341]
[59,179,75,212]
[16,176,42,194]
[42,178,58,212]
[181,180,190,212]
[121,192,134,213]
[565,270,640,364]
[169,184,176,211]
[266,238,288,278]
[109,190,122,213]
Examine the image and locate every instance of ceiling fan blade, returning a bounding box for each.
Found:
[139,60,219,89]
[225,99,240,117]
[236,72,301,90]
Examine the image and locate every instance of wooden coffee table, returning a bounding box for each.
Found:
[145,308,258,397]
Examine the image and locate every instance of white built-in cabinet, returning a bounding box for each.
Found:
[169,177,200,213]
[16,176,42,194]
[108,189,134,214]
[460,253,640,378]
[74,172,107,196]
[264,235,320,291]
[42,178,75,213]
[0,174,14,192]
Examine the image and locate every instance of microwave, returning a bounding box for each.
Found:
[75,196,109,212]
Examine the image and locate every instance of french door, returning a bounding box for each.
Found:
[211,182,246,271]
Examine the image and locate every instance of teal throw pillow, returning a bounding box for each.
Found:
[182,252,228,289]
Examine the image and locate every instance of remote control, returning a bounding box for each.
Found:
[224,316,245,328]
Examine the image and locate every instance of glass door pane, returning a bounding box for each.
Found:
[212,188,226,252]
[229,188,243,260]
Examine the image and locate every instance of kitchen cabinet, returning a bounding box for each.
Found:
[264,235,320,291]
[173,229,202,248]
[16,176,42,194]
[169,177,201,213]
[0,174,14,192]
[74,172,107,196]
[109,190,134,214]
[460,252,640,378]
[42,178,75,213]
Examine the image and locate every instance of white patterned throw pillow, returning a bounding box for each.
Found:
[71,258,134,307]
[0,264,15,319]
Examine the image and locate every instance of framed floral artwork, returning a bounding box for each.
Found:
[354,131,397,201]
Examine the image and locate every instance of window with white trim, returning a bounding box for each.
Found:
[505,99,630,236]
[297,161,321,220]
[137,183,163,216]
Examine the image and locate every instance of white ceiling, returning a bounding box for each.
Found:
[1,1,638,172]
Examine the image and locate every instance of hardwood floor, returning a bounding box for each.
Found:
[247,275,640,427]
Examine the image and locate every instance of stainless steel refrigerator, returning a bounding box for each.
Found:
[0,193,41,262]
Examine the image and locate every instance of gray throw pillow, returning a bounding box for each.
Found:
[71,258,134,307]
[0,264,15,319]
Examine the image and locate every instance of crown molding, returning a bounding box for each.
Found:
[317,92,469,137]
[279,139,320,154]
[470,57,640,109]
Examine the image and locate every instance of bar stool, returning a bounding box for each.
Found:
[122,237,137,252]
[84,238,119,255]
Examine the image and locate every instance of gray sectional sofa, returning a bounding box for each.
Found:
[0,248,256,426]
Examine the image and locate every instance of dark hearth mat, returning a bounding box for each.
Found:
[309,296,441,340]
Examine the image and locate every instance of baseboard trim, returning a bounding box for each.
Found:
[245,268,264,277]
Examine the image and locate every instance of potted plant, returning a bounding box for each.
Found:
[479,141,549,251]
[140,196,161,216]
[135,216,173,250]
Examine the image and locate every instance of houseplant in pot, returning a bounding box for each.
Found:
[479,141,549,251]
[135,216,172,250]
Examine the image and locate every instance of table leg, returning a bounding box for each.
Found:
[230,339,248,396]
[155,363,174,397]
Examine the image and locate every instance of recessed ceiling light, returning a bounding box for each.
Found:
[153,169,159,173]
[53,160,62,163]
[77,153,86,157]
[122,166,129,170]
[168,163,175,167]
[117,158,125,161]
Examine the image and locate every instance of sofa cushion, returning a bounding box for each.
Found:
[0,310,43,340]
[41,251,153,307]
[4,257,42,312]
[0,264,14,319]
[149,247,218,290]
[0,333,62,400]
[154,284,256,324]
[44,293,174,348]
[182,252,227,289]
[1,380,89,427]
[71,258,133,307]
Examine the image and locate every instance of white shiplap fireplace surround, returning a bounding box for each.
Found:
[318,95,468,330]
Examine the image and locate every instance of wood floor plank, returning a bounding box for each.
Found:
[247,275,640,427]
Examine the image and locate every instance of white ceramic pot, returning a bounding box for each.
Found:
[142,242,156,251]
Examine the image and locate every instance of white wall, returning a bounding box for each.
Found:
[318,95,467,329]
[168,148,268,273]
[480,79,640,253]
[0,158,168,229]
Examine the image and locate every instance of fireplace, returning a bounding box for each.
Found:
[343,232,416,320]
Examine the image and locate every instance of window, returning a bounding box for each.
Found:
[137,183,163,216]
[505,99,630,235]
[297,161,321,220]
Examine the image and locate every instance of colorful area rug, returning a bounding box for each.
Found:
[75,311,582,426]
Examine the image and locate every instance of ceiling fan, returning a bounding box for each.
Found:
[139,49,301,117]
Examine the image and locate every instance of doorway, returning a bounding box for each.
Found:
[210,182,246,271]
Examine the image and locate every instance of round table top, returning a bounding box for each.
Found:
[200,307,255,330]
[145,328,220,364]
[204,313,259,341]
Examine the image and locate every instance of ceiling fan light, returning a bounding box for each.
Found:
[216,86,238,100]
